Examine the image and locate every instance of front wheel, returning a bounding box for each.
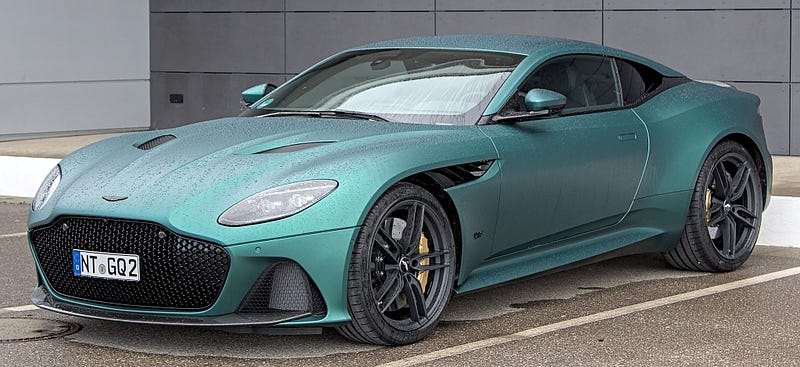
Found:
[336,183,456,345]
[665,141,763,272]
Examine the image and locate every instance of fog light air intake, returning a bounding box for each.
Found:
[237,261,327,315]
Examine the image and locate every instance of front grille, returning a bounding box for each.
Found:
[30,216,229,310]
[238,261,326,315]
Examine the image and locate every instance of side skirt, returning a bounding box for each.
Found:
[454,190,692,294]
[454,227,667,294]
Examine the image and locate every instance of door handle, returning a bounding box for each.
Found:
[617,133,637,141]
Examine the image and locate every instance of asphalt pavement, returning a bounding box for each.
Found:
[1,201,799,366]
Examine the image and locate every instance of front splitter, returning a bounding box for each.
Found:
[31,286,311,327]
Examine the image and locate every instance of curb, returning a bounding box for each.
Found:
[0,196,31,205]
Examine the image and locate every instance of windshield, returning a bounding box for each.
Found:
[242,49,524,125]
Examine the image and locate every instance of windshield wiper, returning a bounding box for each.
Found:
[260,110,387,122]
[328,109,388,121]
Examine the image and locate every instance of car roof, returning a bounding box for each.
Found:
[352,34,682,77]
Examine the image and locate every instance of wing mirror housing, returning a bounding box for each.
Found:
[492,88,567,123]
[242,83,278,105]
[524,88,567,112]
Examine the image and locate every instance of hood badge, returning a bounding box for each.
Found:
[102,195,128,202]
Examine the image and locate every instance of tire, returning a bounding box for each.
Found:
[665,140,763,272]
[336,182,456,345]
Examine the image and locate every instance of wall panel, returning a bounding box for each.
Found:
[150,0,282,12]
[604,10,789,82]
[436,0,601,10]
[151,13,284,73]
[436,12,602,44]
[285,12,434,73]
[792,10,800,82]
[0,81,149,136]
[729,82,790,155]
[150,73,286,129]
[605,0,789,10]
[0,0,149,138]
[0,0,148,84]
[286,0,433,11]
[791,84,800,155]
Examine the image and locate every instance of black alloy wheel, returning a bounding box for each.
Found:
[337,183,456,345]
[665,140,763,272]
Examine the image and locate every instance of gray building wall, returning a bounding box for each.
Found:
[0,0,150,140]
[150,0,799,155]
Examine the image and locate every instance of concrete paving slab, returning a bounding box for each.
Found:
[0,133,129,159]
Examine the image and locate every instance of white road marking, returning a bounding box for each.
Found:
[377,266,800,367]
[0,232,26,239]
[1,305,38,312]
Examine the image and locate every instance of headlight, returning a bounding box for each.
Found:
[32,165,61,211]
[218,180,338,226]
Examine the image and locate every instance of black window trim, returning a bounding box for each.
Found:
[489,53,690,123]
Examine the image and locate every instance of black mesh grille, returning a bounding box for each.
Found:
[137,134,176,150]
[30,217,230,310]
[238,261,326,315]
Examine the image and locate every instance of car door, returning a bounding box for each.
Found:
[479,55,649,255]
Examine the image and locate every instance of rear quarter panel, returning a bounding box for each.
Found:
[633,81,771,200]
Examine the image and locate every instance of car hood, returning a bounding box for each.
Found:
[31,116,497,244]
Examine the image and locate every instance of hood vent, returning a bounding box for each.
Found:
[256,142,332,154]
[137,134,176,150]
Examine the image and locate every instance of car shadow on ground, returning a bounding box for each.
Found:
[63,253,704,360]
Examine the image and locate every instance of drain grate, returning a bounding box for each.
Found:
[0,318,81,343]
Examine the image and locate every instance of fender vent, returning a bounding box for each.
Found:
[425,160,495,188]
[137,134,176,150]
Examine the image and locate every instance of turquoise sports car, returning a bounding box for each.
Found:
[28,35,771,345]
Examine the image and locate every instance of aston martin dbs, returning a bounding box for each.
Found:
[28,34,771,345]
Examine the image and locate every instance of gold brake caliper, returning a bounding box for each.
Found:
[417,233,430,293]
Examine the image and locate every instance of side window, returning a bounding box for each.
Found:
[521,55,621,114]
[615,58,663,105]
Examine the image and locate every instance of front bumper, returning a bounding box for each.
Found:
[30,224,360,327]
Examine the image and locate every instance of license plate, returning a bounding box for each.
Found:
[72,249,140,281]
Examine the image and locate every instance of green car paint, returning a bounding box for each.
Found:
[241,84,267,105]
[28,34,771,327]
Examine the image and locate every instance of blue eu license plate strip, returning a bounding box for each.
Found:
[72,249,140,281]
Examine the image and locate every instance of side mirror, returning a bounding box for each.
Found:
[242,83,278,105]
[524,88,566,112]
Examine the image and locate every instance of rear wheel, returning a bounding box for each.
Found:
[336,183,456,345]
[665,141,763,272]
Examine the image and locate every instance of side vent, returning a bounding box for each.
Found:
[424,160,495,188]
[255,142,332,154]
[137,134,176,150]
